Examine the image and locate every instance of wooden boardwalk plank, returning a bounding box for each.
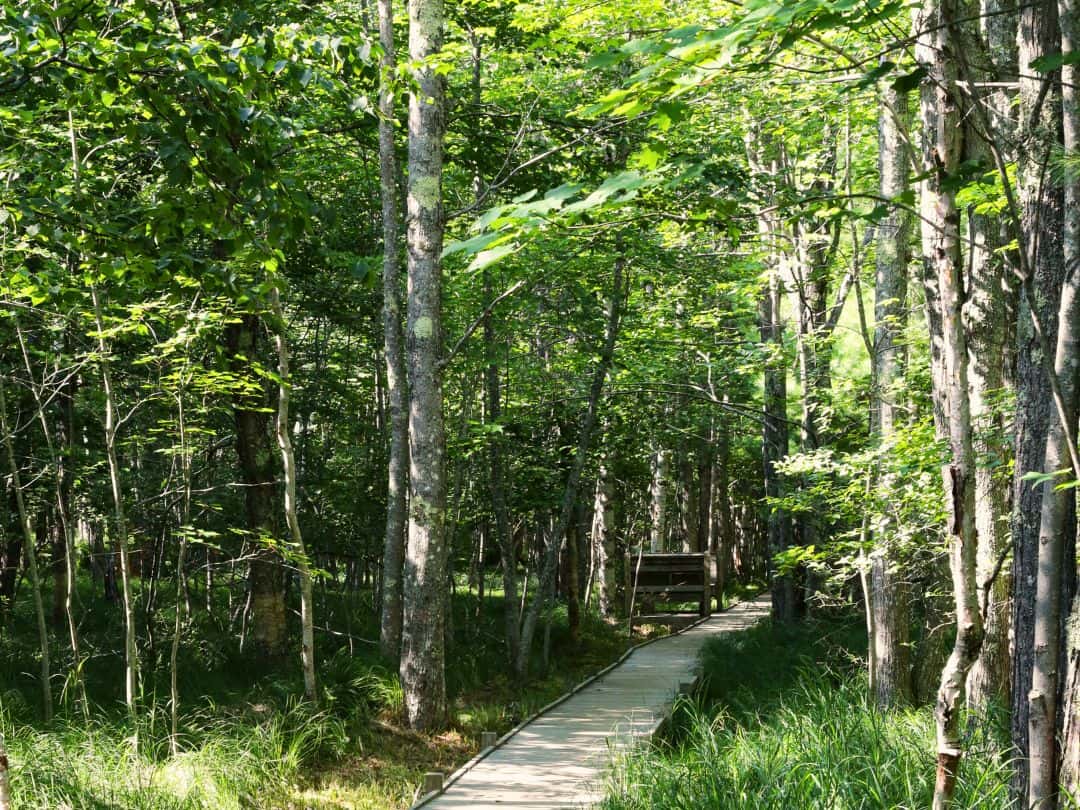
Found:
[417,595,771,810]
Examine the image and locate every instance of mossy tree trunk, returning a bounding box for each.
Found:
[400,0,449,731]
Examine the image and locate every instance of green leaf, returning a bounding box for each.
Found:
[891,66,927,92]
[467,243,517,271]
[851,60,894,91]
[1031,51,1080,73]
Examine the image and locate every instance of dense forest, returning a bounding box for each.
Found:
[2,0,1080,807]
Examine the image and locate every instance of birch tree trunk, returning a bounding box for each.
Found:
[649,445,669,552]
[963,0,1017,712]
[377,0,409,663]
[270,286,318,705]
[913,1,985,804]
[1013,4,1067,799]
[870,81,913,708]
[169,383,193,754]
[400,0,449,731]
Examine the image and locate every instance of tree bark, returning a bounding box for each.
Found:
[870,81,914,709]
[914,0,985,804]
[963,0,1017,712]
[1055,0,1080,794]
[649,445,669,552]
[1028,247,1080,810]
[377,0,409,664]
[591,459,616,617]
[1028,2,1079,802]
[226,315,286,658]
[0,729,11,810]
[1012,3,1067,800]
[761,265,795,623]
[271,286,318,705]
[168,383,193,754]
[400,0,449,731]
[15,324,85,715]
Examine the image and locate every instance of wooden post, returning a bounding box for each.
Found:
[423,772,444,795]
[701,553,712,616]
[481,731,497,748]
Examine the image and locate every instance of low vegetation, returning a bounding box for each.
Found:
[0,582,641,809]
[602,615,1015,810]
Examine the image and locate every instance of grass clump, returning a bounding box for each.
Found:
[4,700,351,809]
[601,614,1014,810]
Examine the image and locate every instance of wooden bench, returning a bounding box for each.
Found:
[625,550,714,628]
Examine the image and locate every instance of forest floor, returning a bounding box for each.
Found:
[0,574,724,809]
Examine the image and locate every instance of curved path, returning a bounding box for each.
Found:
[416,595,771,810]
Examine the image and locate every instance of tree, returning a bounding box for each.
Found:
[400,0,450,731]
[912,0,984,804]
[869,81,913,708]
[1010,3,1068,799]
[377,0,409,664]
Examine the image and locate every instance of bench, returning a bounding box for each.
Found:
[625,550,714,627]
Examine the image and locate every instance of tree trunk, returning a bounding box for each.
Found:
[1054,0,1080,795]
[169,399,191,754]
[226,315,286,658]
[1028,3,1079,801]
[0,376,52,722]
[761,265,795,623]
[649,445,669,552]
[592,459,617,617]
[400,0,449,731]
[377,0,409,664]
[271,286,318,705]
[566,503,582,643]
[1028,252,1080,810]
[963,0,1017,713]
[1012,3,1067,800]
[715,412,732,597]
[870,81,914,709]
[913,1,985,804]
[92,287,139,717]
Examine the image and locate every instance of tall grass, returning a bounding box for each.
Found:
[0,576,640,808]
[3,700,351,809]
[601,615,1015,810]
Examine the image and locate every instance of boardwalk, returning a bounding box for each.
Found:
[418,595,772,810]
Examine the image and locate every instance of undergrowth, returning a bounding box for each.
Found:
[601,613,1015,810]
[0,574,647,808]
